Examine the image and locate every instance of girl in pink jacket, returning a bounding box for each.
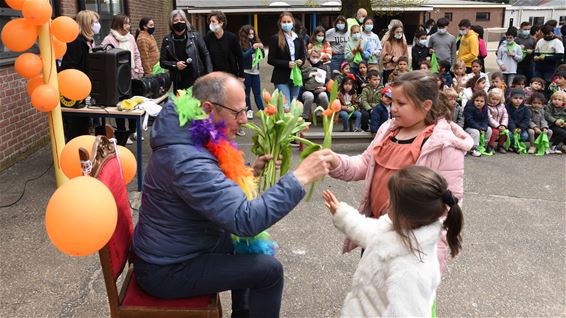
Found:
[101,14,144,80]
[327,71,473,272]
[487,88,509,153]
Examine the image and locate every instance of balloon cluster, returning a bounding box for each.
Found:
[1,0,91,112]
[46,135,138,256]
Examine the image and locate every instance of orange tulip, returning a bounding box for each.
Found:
[322,108,333,117]
[263,90,271,104]
[326,79,335,92]
[264,104,277,116]
[330,99,342,112]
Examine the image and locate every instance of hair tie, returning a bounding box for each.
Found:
[442,190,457,207]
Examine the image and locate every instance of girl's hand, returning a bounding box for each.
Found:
[542,127,548,132]
[534,127,541,134]
[322,190,340,215]
[296,59,303,66]
[498,125,506,131]
[289,61,296,68]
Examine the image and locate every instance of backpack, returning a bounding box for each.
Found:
[478,38,487,59]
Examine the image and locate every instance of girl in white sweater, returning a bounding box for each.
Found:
[323,166,463,317]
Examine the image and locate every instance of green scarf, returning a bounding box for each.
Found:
[534,131,550,156]
[477,131,494,156]
[290,64,303,87]
[251,48,264,68]
[513,130,527,154]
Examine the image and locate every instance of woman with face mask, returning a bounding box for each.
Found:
[325,15,349,74]
[380,25,408,84]
[361,17,382,67]
[267,11,306,109]
[135,17,159,76]
[204,11,244,81]
[307,26,333,65]
[60,10,102,141]
[159,10,212,92]
[102,14,144,80]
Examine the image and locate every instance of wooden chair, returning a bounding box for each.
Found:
[89,136,222,318]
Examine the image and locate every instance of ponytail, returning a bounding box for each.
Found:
[442,191,463,257]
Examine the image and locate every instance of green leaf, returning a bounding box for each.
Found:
[280,144,292,176]
[300,143,323,160]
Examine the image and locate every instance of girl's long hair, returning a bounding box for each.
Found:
[277,11,295,50]
[239,24,260,50]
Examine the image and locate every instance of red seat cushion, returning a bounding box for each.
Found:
[122,273,213,308]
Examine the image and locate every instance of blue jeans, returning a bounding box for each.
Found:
[330,54,345,75]
[245,73,264,111]
[134,233,284,317]
[339,110,361,131]
[275,82,301,109]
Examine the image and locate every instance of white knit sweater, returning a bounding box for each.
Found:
[332,202,442,317]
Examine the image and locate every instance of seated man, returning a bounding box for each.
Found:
[132,72,332,317]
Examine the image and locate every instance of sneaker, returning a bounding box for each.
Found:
[353,128,363,132]
[132,132,144,141]
[236,128,246,136]
[527,146,536,154]
[552,145,563,154]
[486,146,494,153]
[126,137,134,145]
[470,149,481,157]
[246,110,254,119]
[497,145,507,154]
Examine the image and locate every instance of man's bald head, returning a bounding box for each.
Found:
[193,72,243,105]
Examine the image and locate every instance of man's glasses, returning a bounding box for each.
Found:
[209,101,246,120]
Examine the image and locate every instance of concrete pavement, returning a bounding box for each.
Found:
[1,50,565,317]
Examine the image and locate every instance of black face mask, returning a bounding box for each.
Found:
[147,27,155,35]
[173,22,187,33]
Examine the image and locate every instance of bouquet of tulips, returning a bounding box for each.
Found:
[245,89,310,192]
[294,80,341,200]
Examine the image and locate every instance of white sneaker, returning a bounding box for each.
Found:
[470,149,481,157]
[246,110,254,119]
[551,145,563,154]
[132,133,144,141]
[126,137,134,145]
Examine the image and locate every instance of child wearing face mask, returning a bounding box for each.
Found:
[361,17,382,66]
[496,27,523,87]
[412,31,432,71]
[345,25,370,74]
[307,26,333,64]
[326,16,349,74]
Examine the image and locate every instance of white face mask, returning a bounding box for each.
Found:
[352,33,361,40]
[209,23,221,33]
[459,29,468,36]
[437,28,447,34]
[394,33,403,40]
[248,34,255,40]
[310,58,320,64]
[92,22,101,35]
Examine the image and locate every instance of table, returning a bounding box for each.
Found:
[61,105,148,192]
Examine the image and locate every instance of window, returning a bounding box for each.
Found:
[559,16,566,25]
[444,12,453,22]
[476,12,490,22]
[529,16,544,26]
[0,1,40,62]
[80,0,125,43]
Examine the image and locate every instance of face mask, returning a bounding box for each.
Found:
[505,39,514,45]
[394,33,403,40]
[310,58,320,64]
[364,24,373,32]
[358,17,365,24]
[147,27,155,35]
[248,34,255,40]
[209,23,222,33]
[520,30,530,37]
[316,36,324,43]
[92,22,101,35]
[281,22,293,33]
[352,33,361,40]
[173,22,187,32]
[419,39,428,46]
[336,23,345,31]
[437,28,446,34]
[459,29,468,36]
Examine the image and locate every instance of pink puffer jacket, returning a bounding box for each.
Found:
[329,118,473,272]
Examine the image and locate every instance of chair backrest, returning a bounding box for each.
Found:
[91,136,133,314]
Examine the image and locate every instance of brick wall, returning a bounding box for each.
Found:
[431,8,505,37]
[0,66,50,171]
[0,0,174,171]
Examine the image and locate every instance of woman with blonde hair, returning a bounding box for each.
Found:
[60,10,101,140]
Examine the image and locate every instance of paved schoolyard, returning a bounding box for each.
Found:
[1,50,565,317]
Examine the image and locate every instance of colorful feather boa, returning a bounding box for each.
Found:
[174,90,277,255]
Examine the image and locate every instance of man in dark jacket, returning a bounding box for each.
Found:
[204,11,244,79]
[132,72,333,317]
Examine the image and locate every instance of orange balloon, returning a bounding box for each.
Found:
[45,176,118,256]
[58,69,91,101]
[22,0,52,25]
[6,0,25,10]
[1,18,38,52]
[51,16,80,43]
[31,84,59,112]
[52,36,67,59]
[15,53,42,78]
[27,75,44,96]
[60,135,96,179]
[117,146,137,184]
